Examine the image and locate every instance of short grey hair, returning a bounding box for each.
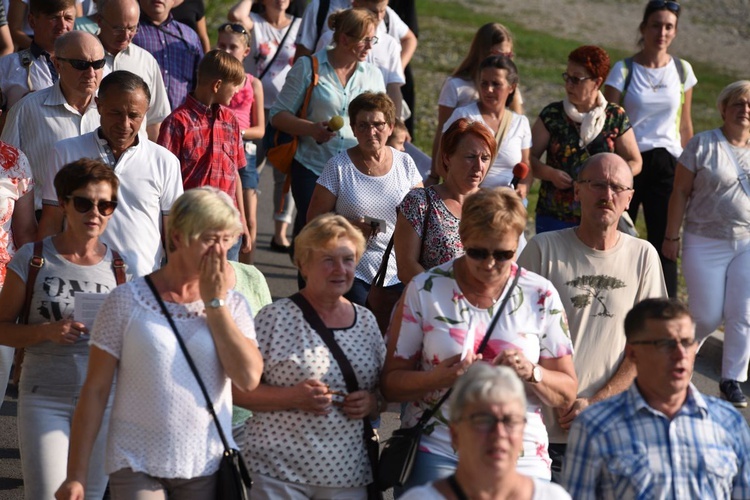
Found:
[449,363,526,422]
[717,80,750,116]
[166,187,242,253]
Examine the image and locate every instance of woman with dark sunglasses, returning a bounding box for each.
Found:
[382,188,577,490]
[530,45,641,235]
[604,0,697,298]
[0,159,122,500]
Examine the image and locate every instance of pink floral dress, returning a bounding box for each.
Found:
[394,260,573,480]
[0,142,32,288]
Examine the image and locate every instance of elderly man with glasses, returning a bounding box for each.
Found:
[96,0,171,140]
[563,298,750,499]
[0,30,103,211]
[518,152,667,482]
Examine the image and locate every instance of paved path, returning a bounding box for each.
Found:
[1,165,747,497]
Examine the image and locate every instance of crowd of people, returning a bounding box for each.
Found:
[0,0,747,498]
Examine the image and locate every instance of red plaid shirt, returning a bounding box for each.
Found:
[157,94,245,201]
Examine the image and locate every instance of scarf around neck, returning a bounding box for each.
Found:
[563,90,607,148]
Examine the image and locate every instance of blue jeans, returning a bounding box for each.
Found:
[534,214,578,234]
[227,237,242,262]
[18,385,111,500]
[239,143,259,190]
[394,450,457,498]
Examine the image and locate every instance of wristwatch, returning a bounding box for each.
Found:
[529,364,543,384]
[205,298,226,309]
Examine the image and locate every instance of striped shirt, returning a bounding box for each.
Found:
[132,13,202,110]
[563,382,750,499]
[0,82,100,209]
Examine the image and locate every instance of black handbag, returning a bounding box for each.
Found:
[289,293,383,500]
[376,270,520,491]
[144,276,253,499]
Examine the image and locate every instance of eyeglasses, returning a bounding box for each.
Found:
[100,16,139,35]
[57,57,106,71]
[464,413,526,434]
[577,179,634,194]
[629,338,697,353]
[465,247,516,262]
[355,121,387,132]
[647,0,681,14]
[359,36,379,46]
[562,72,594,85]
[66,196,118,216]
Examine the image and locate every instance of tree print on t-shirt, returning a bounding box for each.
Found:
[565,274,626,318]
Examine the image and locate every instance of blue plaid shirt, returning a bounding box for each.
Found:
[132,13,202,110]
[563,382,750,499]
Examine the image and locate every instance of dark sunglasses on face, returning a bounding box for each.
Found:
[57,57,106,71]
[647,0,681,14]
[67,196,118,216]
[465,247,516,262]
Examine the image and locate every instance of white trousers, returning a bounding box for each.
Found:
[682,232,750,381]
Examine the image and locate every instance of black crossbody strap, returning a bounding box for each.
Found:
[416,268,521,427]
[144,275,233,453]
[258,17,296,81]
[289,293,380,490]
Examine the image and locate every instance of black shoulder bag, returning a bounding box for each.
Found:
[144,275,253,500]
[289,293,383,500]
[376,269,520,491]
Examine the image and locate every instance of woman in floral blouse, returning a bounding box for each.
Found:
[382,188,577,490]
[530,45,641,234]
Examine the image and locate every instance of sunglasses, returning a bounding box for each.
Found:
[465,247,516,262]
[57,57,106,71]
[219,22,248,35]
[647,0,680,14]
[67,196,118,216]
[562,72,594,85]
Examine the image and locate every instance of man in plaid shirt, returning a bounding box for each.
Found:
[563,298,750,499]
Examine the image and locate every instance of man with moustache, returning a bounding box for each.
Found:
[38,71,183,278]
[1,30,103,210]
[518,152,666,481]
[96,0,171,140]
[563,298,750,498]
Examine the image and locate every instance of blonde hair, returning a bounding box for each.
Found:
[717,80,750,118]
[294,214,366,269]
[459,188,527,243]
[328,8,378,46]
[197,49,246,87]
[167,187,242,252]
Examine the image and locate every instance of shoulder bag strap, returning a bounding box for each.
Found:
[494,109,513,149]
[620,57,634,103]
[110,249,126,285]
[313,0,331,51]
[372,236,394,288]
[258,17,296,81]
[21,241,44,324]
[298,55,319,120]
[418,187,434,266]
[289,293,380,487]
[715,128,750,197]
[143,275,233,453]
[415,269,521,427]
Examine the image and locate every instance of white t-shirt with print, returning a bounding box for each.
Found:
[605,58,697,158]
[247,13,301,108]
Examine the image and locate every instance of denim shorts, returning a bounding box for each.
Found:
[239,141,259,190]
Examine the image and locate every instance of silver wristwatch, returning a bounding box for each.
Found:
[205,298,226,309]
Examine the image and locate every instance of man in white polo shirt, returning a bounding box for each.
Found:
[97,0,171,140]
[0,30,103,210]
[38,70,183,278]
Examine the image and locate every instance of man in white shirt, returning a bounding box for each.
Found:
[38,70,183,278]
[96,0,171,141]
[0,0,76,112]
[0,30,103,210]
[517,152,667,482]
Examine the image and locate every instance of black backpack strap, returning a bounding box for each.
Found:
[620,57,634,103]
[314,0,331,51]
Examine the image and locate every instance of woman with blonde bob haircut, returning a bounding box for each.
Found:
[57,186,263,500]
[400,363,571,499]
[383,187,576,488]
[236,213,386,498]
[663,80,750,407]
